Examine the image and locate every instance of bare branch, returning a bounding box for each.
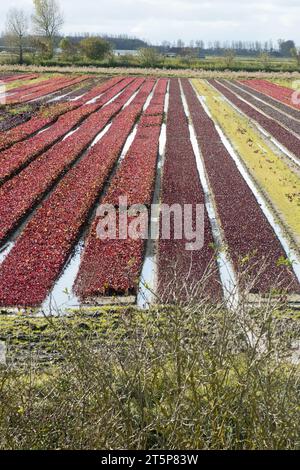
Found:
[5,8,29,64]
[32,0,64,57]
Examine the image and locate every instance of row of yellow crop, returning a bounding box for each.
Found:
[192,79,300,245]
[5,73,63,91]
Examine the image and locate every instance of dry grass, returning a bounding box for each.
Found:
[1,64,300,79]
[0,285,299,450]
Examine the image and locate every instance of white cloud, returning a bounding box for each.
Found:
[0,0,299,44]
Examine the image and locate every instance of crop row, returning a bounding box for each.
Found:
[0,102,41,133]
[241,79,300,110]
[7,75,66,96]
[6,76,88,104]
[0,78,134,184]
[183,79,299,294]
[1,73,39,84]
[101,126,161,207]
[0,102,76,151]
[0,105,99,184]
[235,80,300,121]
[6,75,90,105]
[76,77,125,104]
[0,78,145,249]
[24,75,91,101]
[0,80,155,307]
[0,77,122,151]
[60,79,98,100]
[222,80,300,136]
[5,76,64,102]
[74,79,166,299]
[102,79,168,207]
[5,75,87,103]
[192,79,300,246]
[157,79,221,302]
[210,80,300,162]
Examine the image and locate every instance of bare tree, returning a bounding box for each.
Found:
[5,8,29,64]
[223,49,236,68]
[32,0,64,58]
[259,52,271,70]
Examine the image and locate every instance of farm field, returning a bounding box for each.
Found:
[0,72,299,312]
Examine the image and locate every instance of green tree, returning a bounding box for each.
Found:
[59,37,78,61]
[259,52,271,70]
[32,0,64,59]
[278,39,295,57]
[79,37,111,61]
[291,47,300,67]
[138,47,163,68]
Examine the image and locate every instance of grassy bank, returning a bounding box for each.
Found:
[1,52,299,73]
[0,300,299,450]
[1,64,300,80]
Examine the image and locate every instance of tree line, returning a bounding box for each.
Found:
[4,0,63,63]
[2,0,300,67]
[3,0,117,64]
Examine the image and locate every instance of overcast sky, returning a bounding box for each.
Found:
[1,0,300,45]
